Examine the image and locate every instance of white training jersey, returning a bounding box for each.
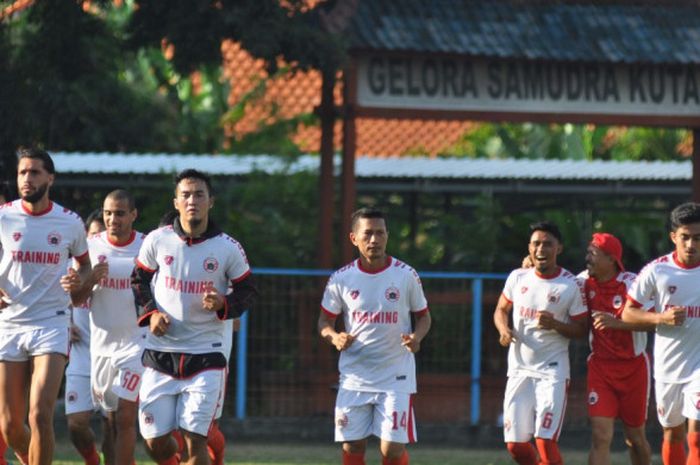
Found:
[0,200,88,331]
[136,226,250,354]
[627,252,700,384]
[66,300,91,375]
[88,231,146,357]
[502,267,588,381]
[321,257,429,394]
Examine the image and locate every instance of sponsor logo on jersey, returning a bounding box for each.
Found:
[203,257,219,273]
[350,290,359,300]
[668,285,677,294]
[520,286,528,294]
[47,232,61,246]
[164,255,174,265]
[12,232,21,241]
[588,390,599,405]
[385,286,400,302]
[612,295,624,309]
[335,413,348,428]
[67,391,78,403]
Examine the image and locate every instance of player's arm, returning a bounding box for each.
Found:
[621,299,685,327]
[205,275,259,320]
[592,307,655,332]
[493,294,515,347]
[60,253,93,306]
[401,310,431,353]
[537,311,588,339]
[318,310,354,351]
[131,261,159,326]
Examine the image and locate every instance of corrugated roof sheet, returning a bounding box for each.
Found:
[52,152,691,181]
[348,0,700,64]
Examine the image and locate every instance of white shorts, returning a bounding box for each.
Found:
[334,388,416,444]
[65,374,97,415]
[138,367,226,439]
[503,375,568,442]
[655,379,700,428]
[66,340,90,375]
[0,327,70,361]
[214,367,229,420]
[92,351,144,412]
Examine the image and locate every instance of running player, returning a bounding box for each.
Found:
[318,207,432,465]
[65,209,110,465]
[494,221,588,465]
[0,147,91,465]
[622,202,700,465]
[131,169,257,465]
[582,233,653,465]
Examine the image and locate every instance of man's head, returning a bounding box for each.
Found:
[586,232,624,279]
[103,189,137,241]
[527,221,562,275]
[669,202,700,266]
[173,169,213,228]
[85,208,105,237]
[16,147,55,204]
[349,207,388,262]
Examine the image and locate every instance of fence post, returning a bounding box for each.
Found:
[235,311,249,420]
[470,278,483,426]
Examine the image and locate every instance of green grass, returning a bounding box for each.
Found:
[48,442,663,465]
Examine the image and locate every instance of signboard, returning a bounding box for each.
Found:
[356,55,700,119]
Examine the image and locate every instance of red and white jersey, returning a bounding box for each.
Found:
[136,226,250,354]
[627,252,700,384]
[0,200,88,331]
[580,270,647,361]
[88,231,146,357]
[321,257,429,394]
[502,267,587,381]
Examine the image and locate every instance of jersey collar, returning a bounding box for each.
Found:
[173,217,221,245]
[357,256,392,274]
[672,251,700,270]
[21,200,53,216]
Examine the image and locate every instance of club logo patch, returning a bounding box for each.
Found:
[143,412,154,425]
[520,286,528,294]
[385,286,400,302]
[350,290,360,300]
[12,232,21,241]
[164,255,174,265]
[47,232,61,246]
[668,285,677,294]
[203,257,219,273]
[612,295,624,309]
[547,291,560,304]
[588,390,599,405]
[67,391,78,403]
[97,255,107,264]
[335,413,348,428]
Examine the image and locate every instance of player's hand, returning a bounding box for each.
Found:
[150,311,170,337]
[521,255,534,268]
[0,288,11,309]
[401,333,421,353]
[69,324,81,343]
[659,306,686,326]
[90,262,109,287]
[331,332,355,351]
[498,328,515,347]
[536,311,557,330]
[202,284,224,312]
[592,311,619,330]
[60,268,82,293]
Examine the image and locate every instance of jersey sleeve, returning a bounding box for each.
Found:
[225,239,251,283]
[320,274,342,316]
[70,220,89,261]
[408,269,428,313]
[136,230,159,272]
[501,269,519,303]
[627,264,655,310]
[568,277,588,318]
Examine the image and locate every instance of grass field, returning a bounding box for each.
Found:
[47,441,664,465]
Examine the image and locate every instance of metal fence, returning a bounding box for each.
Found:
[224,268,593,427]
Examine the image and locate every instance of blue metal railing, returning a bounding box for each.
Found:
[234,267,507,425]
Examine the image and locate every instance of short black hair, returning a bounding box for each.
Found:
[105,189,136,211]
[529,220,562,243]
[158,210,179,228]
[85,208,104,232]
[350,207,386,231]
[670,202,700,231]
[16,146,55,174]
[0,181,12,203]
[174,169,213,196]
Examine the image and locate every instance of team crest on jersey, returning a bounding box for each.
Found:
[520,286,528,294]
[47,232,61,246]
[668,285,677,294]
[350,290,360,300]
[67,391,78,403]
[12,232,21,241]
[588,390,599,405]
[97,254,107,264]
[385,286,400,302]
[612,295,624,309]
[335,413,348,428]
[164,255,174,265]
[203,257,219,273]
[547,291,560,304]
[142,412,154,425]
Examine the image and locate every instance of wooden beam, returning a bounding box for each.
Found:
[341,61,359,264]
[318,69,336,269]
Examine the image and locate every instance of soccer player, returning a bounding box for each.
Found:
[582,233,652,465]
[318,207,432,465]
[76,191,145,465]
[131,169,257,465]
[0,147,91,465]
[65,209,110,465]
[622,202,700,465]
[493,221,587,465]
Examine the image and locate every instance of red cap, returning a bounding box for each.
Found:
[590,233,624,272]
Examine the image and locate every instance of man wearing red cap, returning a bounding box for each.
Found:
[623,202,700,465]
[583,233,653,465]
